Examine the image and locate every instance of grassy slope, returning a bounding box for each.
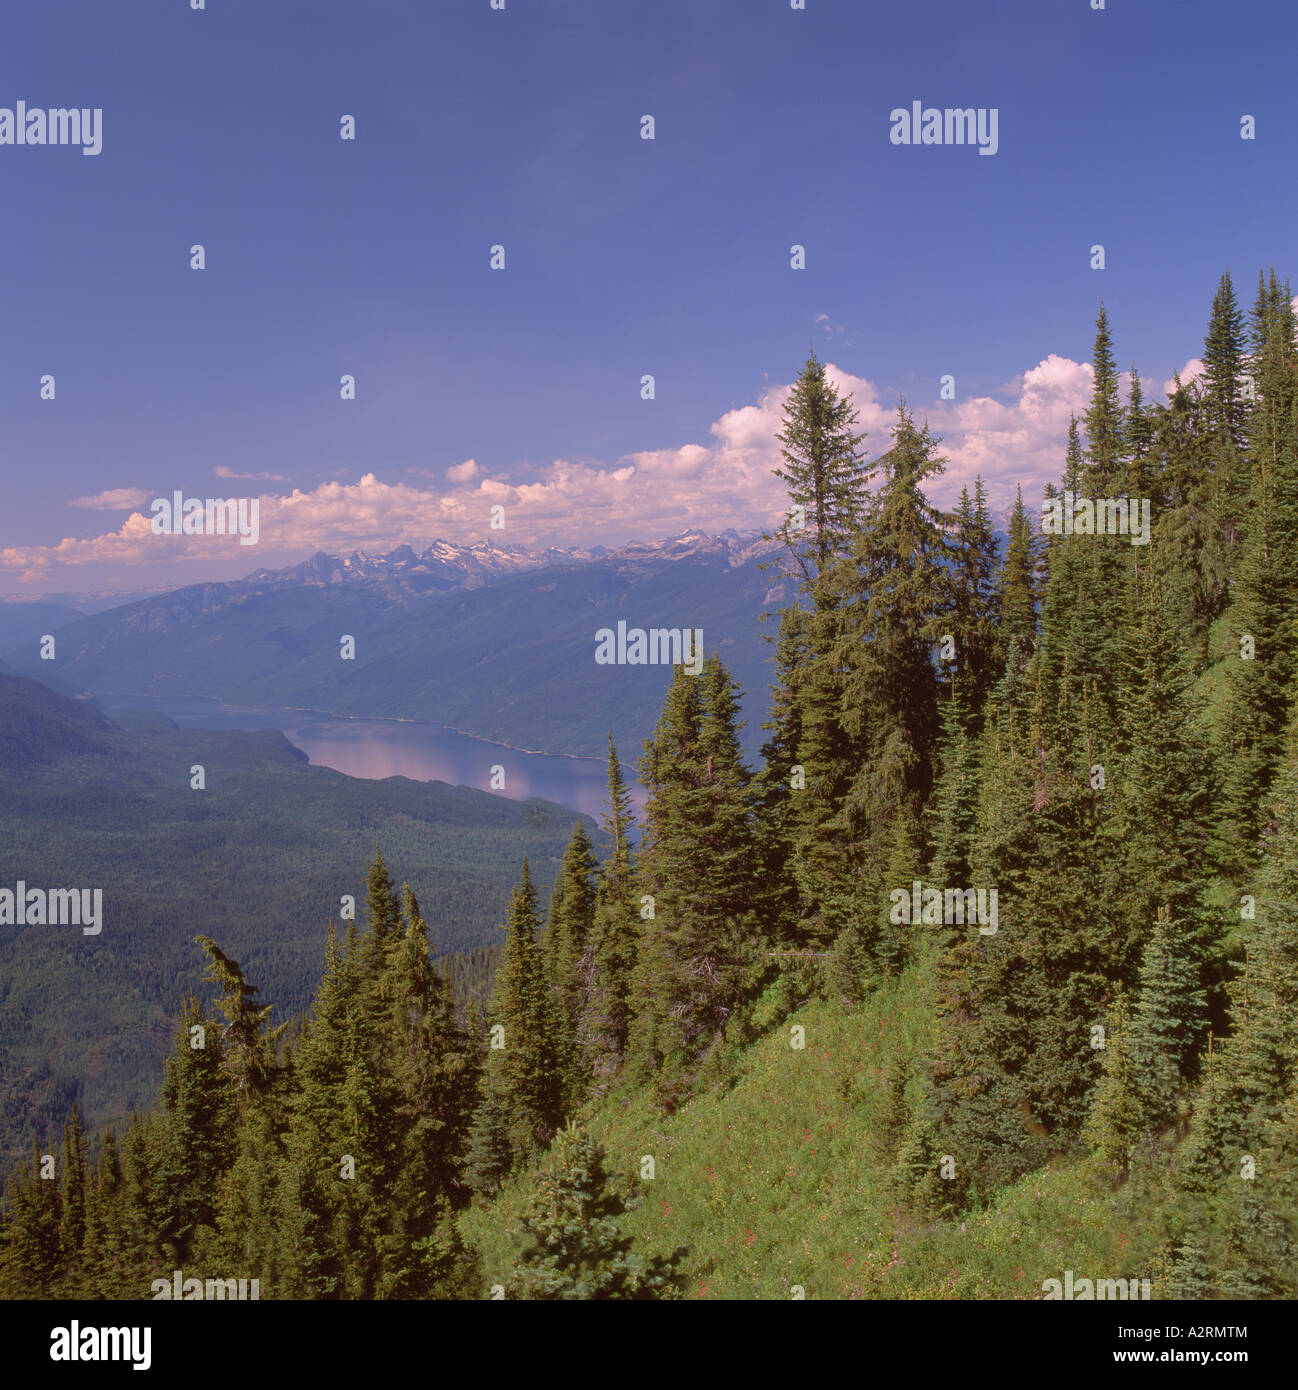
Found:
[463,961,1177,1299]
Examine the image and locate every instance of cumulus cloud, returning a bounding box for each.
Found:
[2,349,1126,582]
[68,487,151,511]
[1164,358,1207,395]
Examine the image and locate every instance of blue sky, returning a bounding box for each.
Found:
[2,0,1295,596]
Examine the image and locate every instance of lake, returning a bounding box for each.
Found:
[92,693,640,821]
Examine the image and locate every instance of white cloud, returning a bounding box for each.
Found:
[2,348,1137,581]
[68,487,151,511]
[1164,358,1206,395]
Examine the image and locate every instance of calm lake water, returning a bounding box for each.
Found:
[93,694,637,821]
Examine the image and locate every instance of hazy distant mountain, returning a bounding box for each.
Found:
[0,602,85,651]
[1,530,789,758]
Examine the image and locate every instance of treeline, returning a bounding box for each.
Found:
[0,849,682,1299]
[3,268,1296,1298]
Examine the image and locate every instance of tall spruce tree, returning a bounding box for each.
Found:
[545,823,597,1106]
[631,657,766,1104]
[577,736,642,1083]
[488,860,563,1159]
[767,345,869,598]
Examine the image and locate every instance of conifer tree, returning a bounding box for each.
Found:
[996,485,1040,694]
[1062,415,1083,491]
[947,478,1002,720]
[631,657,765,1103]
[762,350,870,950]
[465,1080,513,1196]
[1123,366,1154,498]
[288,924,364,1297]
[506,1123,686,1299]
[361,846,401,983]
[1,1139,63,1296]
[373,885,476,1294]
[1112,572,1218,980]
[753,605,808,946]
[1128,906,1206,1133]
[578,736,642,1082]
[58,1103,87,1281]
[1221,272,1298,852]
[488,860,563,1158]
[155,994,235,1265]
[830,403,951,941]
[767,345,869,599]
[196,935,284,1103]
[545,823,597,1106]
[1084,992,1144,1177]
[1202,270,1251,549]
[1084,303,1123,490]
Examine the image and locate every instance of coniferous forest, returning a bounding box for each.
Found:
[3,272,1296,1302]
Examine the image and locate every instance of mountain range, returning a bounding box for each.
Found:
[0,530,793,760]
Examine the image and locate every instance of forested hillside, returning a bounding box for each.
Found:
[0,675,589,1166]
[3,270,1296,1299]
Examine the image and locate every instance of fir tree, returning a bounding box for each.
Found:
[577,736,643,1082]
[488,860,563,1158]
[545,822,597,1106]
[996,485,1041,695]
[465,1080,513,1196]
[1084,303,1122,490]
[631,657,766,1104]
[1084,992,1144,1177]
[766,345,869,600]
[506,1123,686,1299]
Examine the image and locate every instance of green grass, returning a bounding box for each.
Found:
[463,964,1177,1299]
